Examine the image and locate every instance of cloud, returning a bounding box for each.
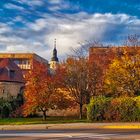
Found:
[28,18,47,31]
[0,12,140,61]
[47,0,79,12]
[48,0,63,4]
[0,23,12,33]
[4,3,25,11]
[48,2,70,12]
[12,0,44,7]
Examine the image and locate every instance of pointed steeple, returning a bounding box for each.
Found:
[51,39,59,62]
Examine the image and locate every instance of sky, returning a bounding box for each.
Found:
[0,0,140,60]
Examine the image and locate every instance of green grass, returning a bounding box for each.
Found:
[0,116,88,125]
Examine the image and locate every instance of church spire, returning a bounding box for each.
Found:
[54,38,56,49]
[51,39,59,62]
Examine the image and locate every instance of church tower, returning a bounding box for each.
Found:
[50,39,59,70]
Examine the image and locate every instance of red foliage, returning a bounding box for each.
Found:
[23,61,73,119]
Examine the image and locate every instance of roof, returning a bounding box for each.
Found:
[0,58,24,83]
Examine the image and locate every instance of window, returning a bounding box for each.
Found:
[10,70,15,79]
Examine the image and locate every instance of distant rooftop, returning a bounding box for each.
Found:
[0,58,24,83]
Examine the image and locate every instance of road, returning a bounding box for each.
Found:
[0,129,140,140]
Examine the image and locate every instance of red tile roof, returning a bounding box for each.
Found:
[0,58,24,83]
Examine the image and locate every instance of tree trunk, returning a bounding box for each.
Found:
[79,103,83,119]
[42,110,47,121]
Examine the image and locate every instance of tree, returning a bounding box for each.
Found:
[64,43,106,119]
[88,45,118,96]
[125,34,140,47]
[23,61,71,120]
[104,48,140,97]
[88,60,103,96]
[64,57,88,119]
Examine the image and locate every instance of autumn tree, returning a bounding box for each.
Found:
[88,60,103,96]
[88,47,115,96]
[64,44,107,119]
[125,34,140,47]
[23,61,72,120]
[104,48,140,97]
[64,57,89,119]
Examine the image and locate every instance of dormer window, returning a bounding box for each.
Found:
[10,70,15,79]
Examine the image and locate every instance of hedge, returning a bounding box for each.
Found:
[87,96,140,122]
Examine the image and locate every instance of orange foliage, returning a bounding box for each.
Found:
[23,61,73,120]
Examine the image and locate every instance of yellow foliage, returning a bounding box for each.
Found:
[104,49,140,97]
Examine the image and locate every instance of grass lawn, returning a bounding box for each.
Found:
[0,116,88,125]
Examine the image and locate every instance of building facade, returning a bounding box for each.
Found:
[0,43,60,98]
[89,46,140,69]
[0,58,24,98]
[0,53,49,75]
[0,53,49,99]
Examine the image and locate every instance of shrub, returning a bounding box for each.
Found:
[108,97,139,121]
[10,106,24,118]
[87,96,110,121]
[87,96,140,122]
[104,98,121,121]
[0,98,12,118]
[0,97,24,118]
[133,96,140,121]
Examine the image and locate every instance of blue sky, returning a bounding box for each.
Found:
[0,0,140,60]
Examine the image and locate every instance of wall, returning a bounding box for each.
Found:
[0,82,24,98]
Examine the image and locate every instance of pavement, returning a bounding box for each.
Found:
[1,123,140,130]
[1,127,140,140]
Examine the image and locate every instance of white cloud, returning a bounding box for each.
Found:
[48,5,61,11]
[13,16,24,22]
[0,12,140,61]
[26,0,44,6]
[48,3,71,12]
[13,0,44,7]
[47,0,77,12]
[4,3,25,11]
[48,0,62,4]
[0,23,12,33]
[28,18,47,31]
